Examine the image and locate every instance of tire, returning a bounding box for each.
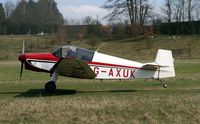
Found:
[45,81,56,93]
[163,84,167,88]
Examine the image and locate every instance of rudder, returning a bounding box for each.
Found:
[154,49,175,79]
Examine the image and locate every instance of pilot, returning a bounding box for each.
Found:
[65,49,75,57]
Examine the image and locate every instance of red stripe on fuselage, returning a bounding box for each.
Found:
[88,61,140,69]
[23,53,59,61]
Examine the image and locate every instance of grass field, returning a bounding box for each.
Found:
[0,60,199,123]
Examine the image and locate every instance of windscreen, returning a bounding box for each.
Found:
[76,48,94,62]
[52,47,62,57]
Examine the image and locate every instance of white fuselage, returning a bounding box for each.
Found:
[89,52,156,79]
[26,51,158,80]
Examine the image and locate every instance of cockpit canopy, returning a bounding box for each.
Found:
[52,46,94,62]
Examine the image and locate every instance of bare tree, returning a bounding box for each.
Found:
[4,1,15,18]
[67,19,81,25]
[181,0,185,21]
[82,16,93,25]
[161,0,198,22]
[172,0,182,22]
[194,2,200,20]
[187,0,195,21]
[165,0,172,22]
[0,3,6,22]
[103,0,151,26]
[161,0,182,22]
[103,0,128,21]
[139,0,149,26]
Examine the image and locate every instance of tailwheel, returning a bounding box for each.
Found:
[45,81,56,93]
[159,79,167,88]
[163,84,167,88]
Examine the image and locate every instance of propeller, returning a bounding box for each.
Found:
[20,40,25,79]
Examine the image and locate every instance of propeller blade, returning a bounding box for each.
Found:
[22,40,25,54]
[20,40,25,79]
[20,62,24,79]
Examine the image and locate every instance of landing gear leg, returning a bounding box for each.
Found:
[45,72,59,93]
[159,79,167,88]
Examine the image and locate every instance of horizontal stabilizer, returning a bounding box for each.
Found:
[142,62,159,70]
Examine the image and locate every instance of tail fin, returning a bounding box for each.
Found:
[155,49,175,79]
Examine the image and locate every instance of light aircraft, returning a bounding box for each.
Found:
[18,42,175,93]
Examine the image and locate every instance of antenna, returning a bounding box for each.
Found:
[96,43,106,52]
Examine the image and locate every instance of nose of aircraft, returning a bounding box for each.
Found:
[18,54,25,62]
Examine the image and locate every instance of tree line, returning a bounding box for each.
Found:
[60,0,200,39]
[103,0,200,36]
[155,0,200,35]
[1,0,200,36]
[161,0,200,22]
[0,0,63,35]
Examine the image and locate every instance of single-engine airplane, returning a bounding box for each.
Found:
[18,42,175,93]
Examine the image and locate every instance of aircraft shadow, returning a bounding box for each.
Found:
[14,89,137,97]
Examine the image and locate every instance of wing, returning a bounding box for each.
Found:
[142,62,159,70]
[51,58,96,79]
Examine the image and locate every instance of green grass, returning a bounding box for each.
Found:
[0,60,199,123]
[0,35,200,61]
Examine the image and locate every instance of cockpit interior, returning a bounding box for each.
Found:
[52,46,94,62]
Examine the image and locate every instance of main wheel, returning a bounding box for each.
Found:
[45,81,56,93]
